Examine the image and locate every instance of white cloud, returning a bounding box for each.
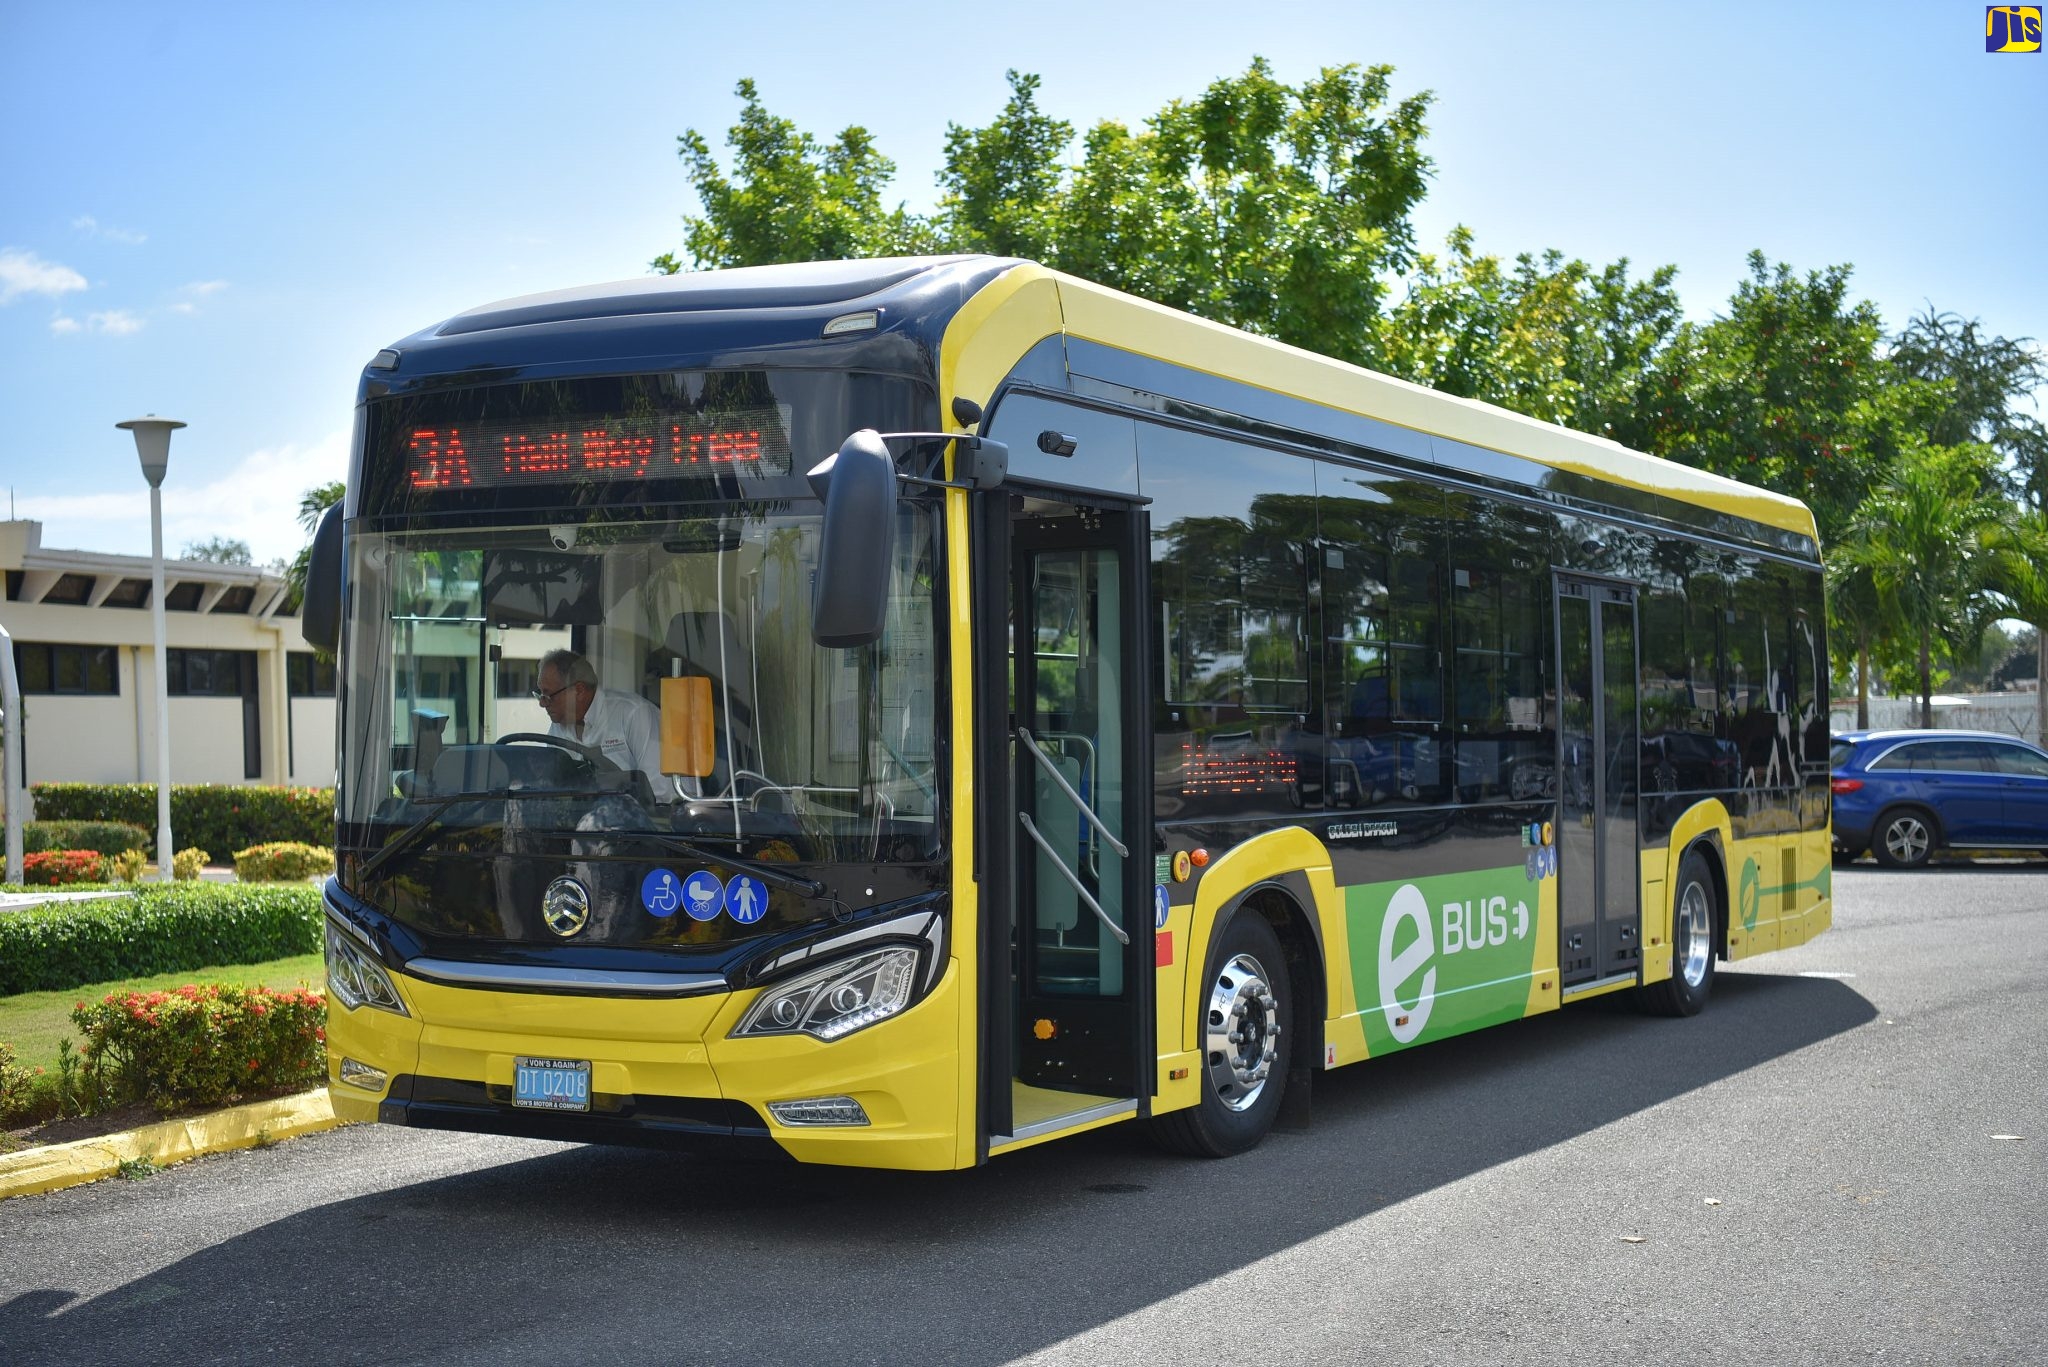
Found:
[72,215,147,245]
[87,309,145,336]
[49,314,81,334]
[15,432,350,566]
[0,247,88,304]
[180,280,227,297]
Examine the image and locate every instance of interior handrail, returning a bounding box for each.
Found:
[1016,727,1129,858]
[1017,811,1130,947]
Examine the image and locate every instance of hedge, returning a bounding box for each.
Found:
[74,983,327,1114]
[233,842,336,882]
[22,820,150,857]
[0,883,324,996]
[29,784,334,857]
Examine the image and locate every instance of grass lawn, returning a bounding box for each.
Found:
[0,953,325,1072]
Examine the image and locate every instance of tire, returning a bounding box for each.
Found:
[1871,806,1937,869]
[1634,847,1718,1018]
[1151,910,1292,1158]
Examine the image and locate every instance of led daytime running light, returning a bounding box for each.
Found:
[733,946,921,1041]
[325,922,410,1016]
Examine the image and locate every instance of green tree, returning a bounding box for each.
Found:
[659,62,1436,365]
[651,78,934,273]
[180,535,252,565]
[1837,444,2013,727]
[1984,506,2048,743]
[1887,308,2048,509]
[1379,230,1683,436]
[1826,551,1885,729]
[283,480,345,614]
[1647,252,1894,547]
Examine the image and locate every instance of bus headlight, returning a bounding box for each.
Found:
[731,946,920,1041]
[325,922,410,1016]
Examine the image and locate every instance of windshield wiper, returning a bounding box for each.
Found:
[628,832,827,899]
[357,783,635,881]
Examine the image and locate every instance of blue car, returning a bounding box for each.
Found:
[1831,729,2048,867]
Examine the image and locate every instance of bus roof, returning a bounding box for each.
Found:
[383,255,1819,548]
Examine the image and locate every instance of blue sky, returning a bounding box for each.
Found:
[2,1,2041,564]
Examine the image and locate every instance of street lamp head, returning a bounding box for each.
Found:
[117,416,185,488]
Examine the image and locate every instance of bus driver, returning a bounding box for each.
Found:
[534,648,665,794]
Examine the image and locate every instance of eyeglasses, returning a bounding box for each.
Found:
[531,683,573,704]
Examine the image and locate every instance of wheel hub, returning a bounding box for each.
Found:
[1205,952,1280,1113]
[1677,880,1712,989]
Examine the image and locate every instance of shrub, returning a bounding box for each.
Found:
[109,849,148,882]
[22,821,150,857]
[29,784,334,856]
[233,842,336,882]
[22,850,107,886]
[72,984,327,1114]
[172,847,210,881]
[0,882,324,996]
[0,1042,35,1121]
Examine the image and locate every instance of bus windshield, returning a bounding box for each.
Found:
[337,504,944,879]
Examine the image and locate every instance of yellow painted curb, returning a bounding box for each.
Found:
[0,1087,340,1200]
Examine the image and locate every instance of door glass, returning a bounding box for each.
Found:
[1556,592,1596,979]
[1599,599,1639,962]
[1027,547,1125,997]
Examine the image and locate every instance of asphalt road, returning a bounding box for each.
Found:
[4,864,2045,1366]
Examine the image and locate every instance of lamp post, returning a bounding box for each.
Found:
[117,416,184,883]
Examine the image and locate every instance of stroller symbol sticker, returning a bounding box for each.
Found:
[683,871,725,921]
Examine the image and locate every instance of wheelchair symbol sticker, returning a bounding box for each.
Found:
[725,874,768,925]
[683,870,725,921]
[641,868,682,918]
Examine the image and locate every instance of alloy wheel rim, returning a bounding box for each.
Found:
[1204,952,1280,1113]
[1678,880,1712,989]
[1885,816,1929,865]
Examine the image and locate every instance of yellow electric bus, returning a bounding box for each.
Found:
[306,256,1831,1169]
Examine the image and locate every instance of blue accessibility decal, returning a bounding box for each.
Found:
[1154,884,1171,929]
[682,870,725,921]
[725,873,769,925]
[641,868,683,918]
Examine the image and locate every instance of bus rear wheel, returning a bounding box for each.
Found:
[1634,848,1717,1018]
[1151,910,1291,1158]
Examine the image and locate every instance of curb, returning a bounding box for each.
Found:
[0,1087,340,1200]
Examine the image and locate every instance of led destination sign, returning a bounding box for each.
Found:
[406,406,794,489]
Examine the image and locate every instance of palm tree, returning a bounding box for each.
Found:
[1985,506,2048,745]
[1825,552,1883,729]
[1837,445,2012,728]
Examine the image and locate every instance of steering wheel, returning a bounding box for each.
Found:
[495,732,611,771]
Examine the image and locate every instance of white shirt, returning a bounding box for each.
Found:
[550,686,665,793]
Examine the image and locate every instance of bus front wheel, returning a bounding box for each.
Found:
[1152,910,1292,1158]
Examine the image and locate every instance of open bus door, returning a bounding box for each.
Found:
[976,492,1155,1154]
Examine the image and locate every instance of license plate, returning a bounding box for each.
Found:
[513,1057,591,1112]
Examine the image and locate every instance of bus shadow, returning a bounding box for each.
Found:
[3,972,1873,1366]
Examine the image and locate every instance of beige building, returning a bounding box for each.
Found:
[0,519,335,789]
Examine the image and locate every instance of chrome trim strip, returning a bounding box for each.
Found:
[757,910,939,978]
[404,958,727,997]
[1562,970,1641,1001]
[988,1098,1137,1149]
[324,905,379,954]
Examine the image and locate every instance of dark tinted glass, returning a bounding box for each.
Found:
[1146,424,1318,819]
[1319,462,1447,808]
[1989,744,2048,777]
[14,643,51,693]
[1446,493,1554,803]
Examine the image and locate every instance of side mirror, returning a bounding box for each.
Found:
[807,430,897,648]
[302,503,345,653]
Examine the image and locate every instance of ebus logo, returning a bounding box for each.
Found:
[1987,6,2042,51]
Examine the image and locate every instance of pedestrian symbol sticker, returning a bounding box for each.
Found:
[725,874,768,925]
[1154,884,1170,929]
[641,868,683,918]
[682,870,724,921]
